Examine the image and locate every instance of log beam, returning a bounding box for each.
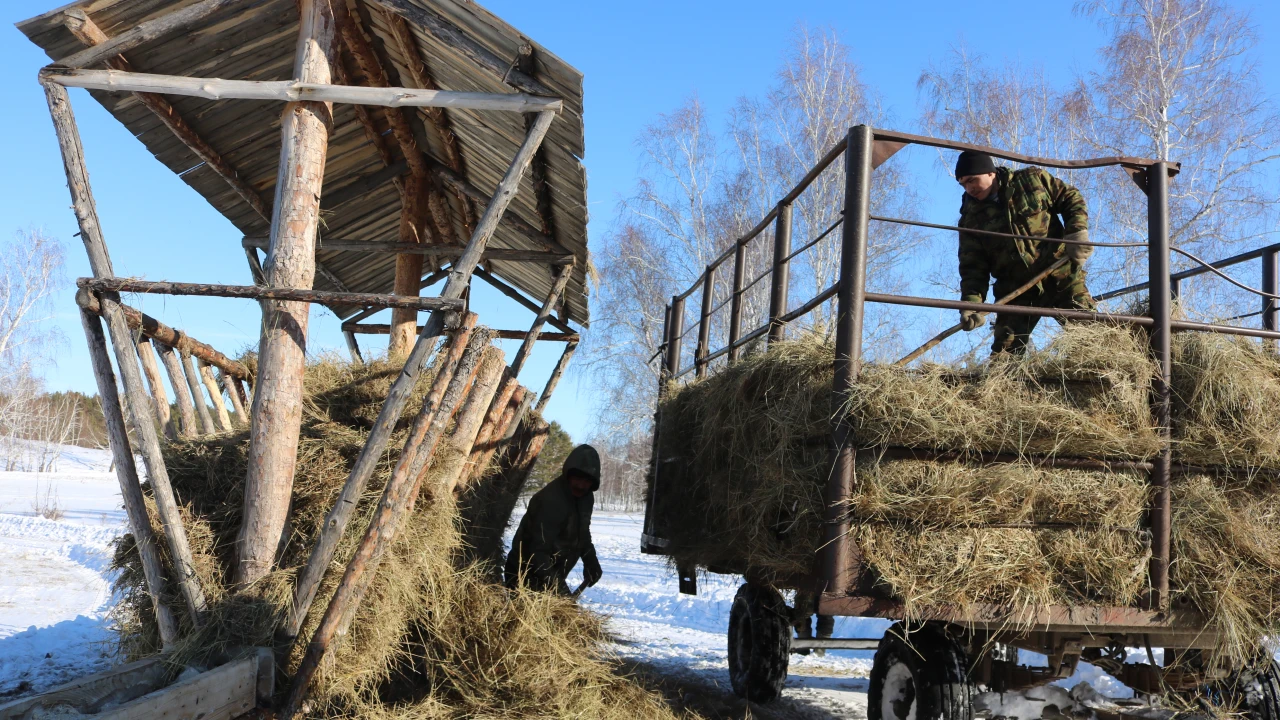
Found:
[462,381,526,492]
[245,236,571,264]
[198,359,233,431]
[390,175,430,359]
[238,0,338,587]
[135,338,176,440]
[76,288,251,380]
[341,322,577,342]
[221,370,248,425]
[157,343,199,438]
[76,277,463,311]
[343,329,365,364]
[510,263,573,377]
[81,311,180,646]
[281,328,493,719]
[182,352,217,435]
[429,350,507,497]
[44,80,207,621]
[534,339,577,415]
[472,267,574,334]
[41,68,563,113]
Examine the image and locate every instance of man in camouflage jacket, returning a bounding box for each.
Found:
[954,150,1096,354]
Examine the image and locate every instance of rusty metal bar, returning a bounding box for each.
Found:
[768,204,793,344]
[870,128,1179,175]
[667,295,685,380]
[871,214,1144,249]
[780,283,839,326]
[824,125,872,595]
[1095,242,1280,302]
[1147,162,1173,611]
[1264,249,1278,344]
[695,266,715,378]
[728,241,746,363]
[642,304,674,554]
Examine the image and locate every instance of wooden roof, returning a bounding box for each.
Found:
[18,0,590,326]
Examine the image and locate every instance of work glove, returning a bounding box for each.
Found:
[582,553,603,588]
[1064,230,1092,263]
[960,310,985,331]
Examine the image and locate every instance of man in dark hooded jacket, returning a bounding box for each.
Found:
[504,444,604,595]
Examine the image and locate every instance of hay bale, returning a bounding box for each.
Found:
[654,322,1280,659]
[111,355,681,719]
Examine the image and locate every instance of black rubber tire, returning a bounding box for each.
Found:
[727,583,790,703]
[869,622,973,720]
[1206,659,1280,720]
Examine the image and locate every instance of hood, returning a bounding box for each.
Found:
[562,444,601,492]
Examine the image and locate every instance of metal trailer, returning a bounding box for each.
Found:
[641,126,1280,717]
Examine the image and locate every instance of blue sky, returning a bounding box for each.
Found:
[2,0,1279,442]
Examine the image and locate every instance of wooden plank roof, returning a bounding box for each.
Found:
[18,0,590,326]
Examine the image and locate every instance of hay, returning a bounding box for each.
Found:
[654,322,1280,660]
[112,355,682,719]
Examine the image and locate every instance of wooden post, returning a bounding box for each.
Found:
[281,328,493,719]
[509,263,574,377]
[136,338,176,440]
[284,314,477,639]
[238,0,338,586]
[533,340,577,415]
[157,343,198,438]
[389,175,430,360]
[221,370,248,426]
[43,80,206,621]
[282,109,558,617]
[343,329,364,365]
[198,360,233,431]
[182,352,217,435]
[461,384,527,492]
[81,311,179,646]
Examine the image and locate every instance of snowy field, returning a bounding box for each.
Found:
[0,445,121,699]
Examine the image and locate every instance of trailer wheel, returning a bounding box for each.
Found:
[1207,659,1280,720]
[727,583,789,703]
[869,622,973,720]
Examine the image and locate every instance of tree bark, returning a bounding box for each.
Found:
[135,338,175,440]
[198,360,233,431]
[76,277,462,311]
[390,176,429,360]
[424,348,507,497]
[221,370,247,426]
[461,383,527,494]
[237,0,337,587]
[43,80,206,621]
[157,343,198,438]
[281,328,493,719]
[81,311,179,646]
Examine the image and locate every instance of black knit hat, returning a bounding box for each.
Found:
[955,150,996,180]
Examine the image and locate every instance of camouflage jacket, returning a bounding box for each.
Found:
[957,166,1089,302]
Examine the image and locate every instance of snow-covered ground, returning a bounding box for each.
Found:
[0,445,123,699]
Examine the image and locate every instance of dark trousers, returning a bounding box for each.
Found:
[992,263,1095,354]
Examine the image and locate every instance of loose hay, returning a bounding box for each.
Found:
[112,355,683,719]
[654,323,1280,661]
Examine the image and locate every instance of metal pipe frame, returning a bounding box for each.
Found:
[728,241,746,362]
[695,266,716,378]
[1264,249,1278,343]
[1147,163,1173,610]
[823,125,872,595]
[1095,242,1280,302]
[666,295,686,380]
[768,204,793,344]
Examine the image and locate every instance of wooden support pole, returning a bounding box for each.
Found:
[281,328,493,719]
[343,330,364,365]
[77,277,462,312]
[44,80,207,621]
[77,289,251,379]
[390,175,430,360]
[428,349,507,497]
[462,373,518,483]
[54,0,249,69]
[509,264,574,377]
[237,0,336,586]
[462,383,527,492]
[282,109,557,624]
[182,352,217,435]
[198,360,233,432]
[43,68,563,113]
[221,370,248,426]
[81,311,180,646]
[284,313,477,640]
[136,338,176,440]
[157,344,199,438]
[534,340,577,415]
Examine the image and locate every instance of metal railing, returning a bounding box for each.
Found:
[646,124,1280,613]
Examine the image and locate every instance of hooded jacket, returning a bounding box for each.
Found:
[508,444,601,577]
